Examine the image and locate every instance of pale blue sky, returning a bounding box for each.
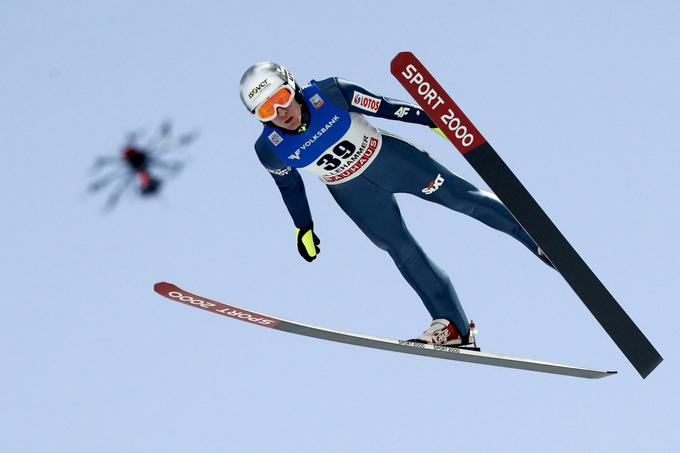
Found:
[1,1,678,452]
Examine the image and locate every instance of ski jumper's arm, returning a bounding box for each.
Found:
[254,134,313,229]
[315,77,436,127]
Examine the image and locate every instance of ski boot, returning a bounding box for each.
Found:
[410,318,478,349]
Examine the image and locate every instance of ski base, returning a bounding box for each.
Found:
[154,282,616,380]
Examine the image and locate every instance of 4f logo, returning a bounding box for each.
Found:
[394,106,410,118]
[422,174,444,195]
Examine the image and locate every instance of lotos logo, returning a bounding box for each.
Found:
[248,79,269,99]
[351,91,381,113]
[422,174,445,195]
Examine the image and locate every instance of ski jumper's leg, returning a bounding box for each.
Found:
[327,175,470,335]
[370,132,541,257]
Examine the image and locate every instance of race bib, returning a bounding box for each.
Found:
[303,113,382,185]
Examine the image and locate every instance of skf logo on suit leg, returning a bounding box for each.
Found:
[422,174,445,195]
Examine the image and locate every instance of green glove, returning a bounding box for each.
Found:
[295,222,321,262]
[431,127,448,140]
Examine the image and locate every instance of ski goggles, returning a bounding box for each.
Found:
[254,85,295,122]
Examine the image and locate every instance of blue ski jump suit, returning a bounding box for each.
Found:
[254,77,542,336]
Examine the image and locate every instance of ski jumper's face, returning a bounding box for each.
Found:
[270,98,302,131]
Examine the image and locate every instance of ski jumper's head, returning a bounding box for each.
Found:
[239,62,308,132]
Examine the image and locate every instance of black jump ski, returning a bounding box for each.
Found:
[154,282,615,379]
[390,51,662,378]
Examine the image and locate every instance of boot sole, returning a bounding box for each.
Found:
[405,339,480,352]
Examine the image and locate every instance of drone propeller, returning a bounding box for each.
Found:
[150,159,185,175]
[125,128,146,146]
[178,131,198,146]
[90,156,124,173]
[142,120,173,153]
[88,168,129,193]
[103,172,136,212]
[149,130,199,157]
[160,120,172,137]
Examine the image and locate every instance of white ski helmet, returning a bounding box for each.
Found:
[239,62,297,114]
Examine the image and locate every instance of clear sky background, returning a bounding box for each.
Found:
[1,1,678,452]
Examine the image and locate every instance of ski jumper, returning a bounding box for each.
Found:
[254,77,541,336]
